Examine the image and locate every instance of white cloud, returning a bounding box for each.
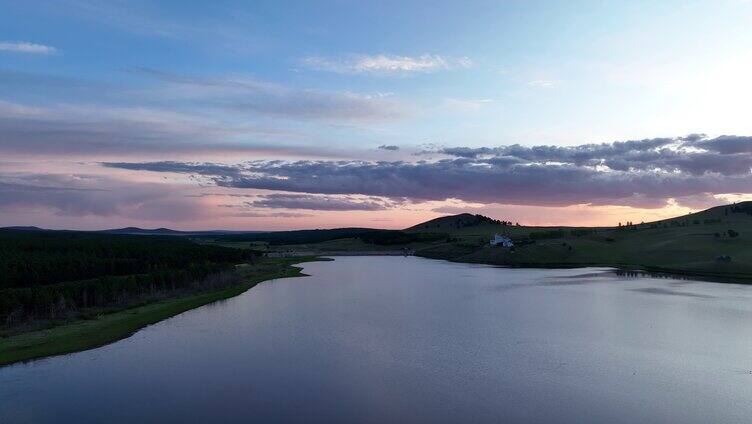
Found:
[0,100,46,117]
[0,41,57,54]
[527,79,556,88]
[302,54,472,75]
[133,68,410,122]
[442,98,494,111]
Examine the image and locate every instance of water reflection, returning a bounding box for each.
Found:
[2,256,752,424]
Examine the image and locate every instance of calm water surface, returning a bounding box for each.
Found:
[2,256,752,423]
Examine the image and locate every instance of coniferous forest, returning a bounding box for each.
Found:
[0,230,260,328]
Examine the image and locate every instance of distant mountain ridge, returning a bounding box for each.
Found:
[0,226,260,236]
[3,201,751,237]
[100,227,185,235]
[0,226,46,232]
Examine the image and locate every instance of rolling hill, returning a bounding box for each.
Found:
[243,201,752,282]
[3,202,751,282]
[409,202,752,282]
[405,213,510,232]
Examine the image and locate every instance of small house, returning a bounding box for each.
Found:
[490,234,514,248]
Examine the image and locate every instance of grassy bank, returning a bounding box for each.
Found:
[404,204,752,283]
[242,204,752,284]
[413,221,752,283]
[0,257,325,367]
[415,243,752,284]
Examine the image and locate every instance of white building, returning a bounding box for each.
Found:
[490,234,514,247]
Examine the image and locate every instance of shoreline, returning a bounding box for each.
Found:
[276,248,752,285]
[415,253,752,285]
[267,250,411,257]
[0,257,326,368]
[3,254,748,368]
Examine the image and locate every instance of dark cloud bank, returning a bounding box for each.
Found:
[104,135,752,208]
[0,174,213,221]
[248,194,394,211]
[378,144,400,151]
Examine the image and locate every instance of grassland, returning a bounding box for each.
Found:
[257,203,752,283]
[0,257,325,367]
[410,204,752,282]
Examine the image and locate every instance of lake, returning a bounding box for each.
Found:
[2,256,752,423]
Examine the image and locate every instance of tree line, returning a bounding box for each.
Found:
[0,230,260,327]
[0,231,257,289]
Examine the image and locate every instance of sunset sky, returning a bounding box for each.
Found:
[1,0,751,230]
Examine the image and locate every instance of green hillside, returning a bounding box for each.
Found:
[412,202,752,281]
[406,213,514,232]
[201,201,752,282]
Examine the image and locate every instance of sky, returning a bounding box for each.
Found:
[1,0,751,230]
